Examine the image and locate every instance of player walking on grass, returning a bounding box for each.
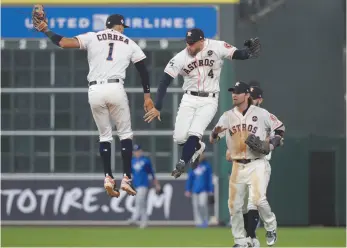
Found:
[227,84,276,247]
[211,81,285,247]
[32,5,155,197]
[143,28,261,179]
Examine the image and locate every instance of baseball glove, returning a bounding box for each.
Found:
[245,134,270,155]
[144,98,154,112]
[244,37,261,58]
[32,4,48,32]
[208,194,215,205]
[156,186,164,195]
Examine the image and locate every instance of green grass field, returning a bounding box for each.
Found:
[1,226,346,247]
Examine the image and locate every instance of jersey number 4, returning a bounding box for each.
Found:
[106,43,114,61]
[208,69,214,78]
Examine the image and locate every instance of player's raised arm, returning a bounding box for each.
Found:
[143,54,182,123]
[143,72,173,123]
[156,56,183,109]
[31,5,82,48]
[129,41,153,113]
[218,38,261,61]
[233,38,261,60]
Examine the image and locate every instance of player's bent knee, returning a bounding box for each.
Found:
[247,203,257,211]
[99,137,113,143]
[118,131,133,141]
[187,132,202,140]
[173,133,188,145]
[252,196,267,207]
[229,206,242,216]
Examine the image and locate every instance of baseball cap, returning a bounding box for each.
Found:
[228,81,250,94]
[250,86,263,99]
[185,28,205,45]
[133,144,142,151]
[106,14,129,29]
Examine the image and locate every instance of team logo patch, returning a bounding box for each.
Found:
[224,42,232,49]
[270,114,277,121]
[252,116,258,122]
[207,50,213,56]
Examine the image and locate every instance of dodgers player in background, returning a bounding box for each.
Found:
[144,28,261,179]
[211,81,285,247]
[185,152,214,228]
[37,13,154,197]
[128,144,161,228]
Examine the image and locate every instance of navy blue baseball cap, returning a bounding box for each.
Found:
[106,14,129,28]
[133,144,142,151]
[228,81,250,94]
[250,86,263,99]
[185,28,205,45]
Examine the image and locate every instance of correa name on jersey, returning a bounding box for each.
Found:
[96,32,130,44]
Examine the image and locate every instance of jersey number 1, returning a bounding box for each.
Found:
[106,43,114,61]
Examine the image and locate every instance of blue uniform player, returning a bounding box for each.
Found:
[128,144,161,228]
[185,153,214,228]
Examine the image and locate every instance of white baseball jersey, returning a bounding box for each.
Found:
[164,39,237,93]
[215,105,283,160]
[76,29,146,82]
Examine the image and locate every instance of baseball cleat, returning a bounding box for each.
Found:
[232,244,249,248]
[251,238,260,248]
[171,160,186,179]
[189,141,206,169]
[104,176,120,197]
[266,230,277,246]
[120,176,137,196]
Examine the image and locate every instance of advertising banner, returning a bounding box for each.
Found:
[1,177,194,224]
[1,6,218,39]
[2,0,239,4]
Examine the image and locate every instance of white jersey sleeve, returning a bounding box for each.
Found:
[164,53,184,78]
[75,32,94,50]
[130,40,146,63]
[214,112,230,139]
[264,111,284,133]
[216,40,237,61]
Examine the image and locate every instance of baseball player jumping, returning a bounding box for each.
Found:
[32,6,155,197]
[144,28,261,179]
[211,81,285,247]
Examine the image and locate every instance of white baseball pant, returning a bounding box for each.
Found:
[192,192,209,226]
[130,186,148,226]
[243,157,272,213]
[88,82,133,142]
[173,94,218,144]
[228,159,276,245]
